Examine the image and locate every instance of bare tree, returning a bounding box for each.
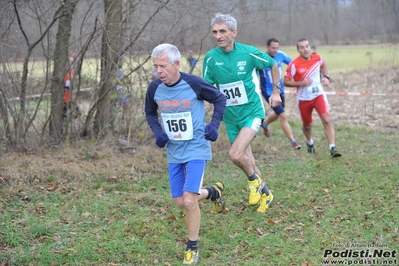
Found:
[13,0,63,151]
[49,0,80,142]
[92,0,123,138]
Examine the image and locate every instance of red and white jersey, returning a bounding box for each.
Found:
[285,54,324,101]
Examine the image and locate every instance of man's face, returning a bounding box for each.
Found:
[212,23,237,51]
[311,47,317,54]
[266,41,279,57]
[297,40,311,60]
[153,54,180,85]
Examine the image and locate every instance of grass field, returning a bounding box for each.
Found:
[277,44,399,73]
[1,121,398,265]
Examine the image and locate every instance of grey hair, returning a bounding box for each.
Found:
[151,43,181,65]
[211,13,237,31]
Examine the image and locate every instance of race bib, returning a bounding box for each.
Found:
[219,81,248,106]
[65,80,71,87]
[161,112,193,141]
[306,84,323,97]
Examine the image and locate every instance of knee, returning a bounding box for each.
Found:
[182,194,197,210]
[322,117,332,126]
[323,120,332,128]
[278,112,287,121]
[173,197,185,209]
[229,149,242,165]
[303,124,312,131]
[183,197,196,210]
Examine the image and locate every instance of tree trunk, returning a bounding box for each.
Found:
[93,0,123,138]
[49,0,80,142]
[0,89,12,146]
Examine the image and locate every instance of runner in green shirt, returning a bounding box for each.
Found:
[203,13,282,214]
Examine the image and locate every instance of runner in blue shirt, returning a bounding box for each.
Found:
[187,50,198,74]
[145,43,226,265]
[259,38,301,149]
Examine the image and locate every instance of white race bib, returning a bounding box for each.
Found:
[219,81,248,106]
[306,84,323,98]
[65,80,71,87]
[161,112,193,141]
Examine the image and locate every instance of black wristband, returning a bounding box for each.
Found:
[324,74,330,80]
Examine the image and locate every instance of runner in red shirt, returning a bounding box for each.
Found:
[284,38,341,158]
[63,70,74,119]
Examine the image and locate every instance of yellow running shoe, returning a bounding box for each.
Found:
[248,175,262,205]
[182,250,200,265]
[212,182,226,213]
[256,192,274,213]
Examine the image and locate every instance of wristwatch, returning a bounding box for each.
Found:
[273,82,281,89]
[323,74,330,80]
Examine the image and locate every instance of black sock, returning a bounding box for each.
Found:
[186,239,198,251]
[261,185,270,196]
[247,173,258,181]
[205,187,218,201]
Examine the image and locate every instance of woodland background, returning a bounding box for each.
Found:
[0,0,398,152]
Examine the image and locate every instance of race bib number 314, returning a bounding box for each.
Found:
[220,81,248,106]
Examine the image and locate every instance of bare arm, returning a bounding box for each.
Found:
[283,76,313,87]
[320,63,328,77]
[270,63,280,89]
[320,63,330,87]
[269,63,282,106]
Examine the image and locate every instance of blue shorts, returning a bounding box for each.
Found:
[225,117,262,143]
[168,160,206,198]
[265,94,285,115]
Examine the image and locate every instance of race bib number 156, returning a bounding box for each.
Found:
[161,112,193,141]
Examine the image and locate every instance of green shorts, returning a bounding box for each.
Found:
[225,117,262,143]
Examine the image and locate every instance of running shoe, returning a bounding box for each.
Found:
[248,175,262,205]
[256,192,274,213]
[261,125,270,138]
[292,141,301,150]
[182,250,200,265]
[212,182,226,213]
[307,143,316,153]
[330,147,342,158]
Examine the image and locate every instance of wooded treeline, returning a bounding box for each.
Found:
[0,0,398,152]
